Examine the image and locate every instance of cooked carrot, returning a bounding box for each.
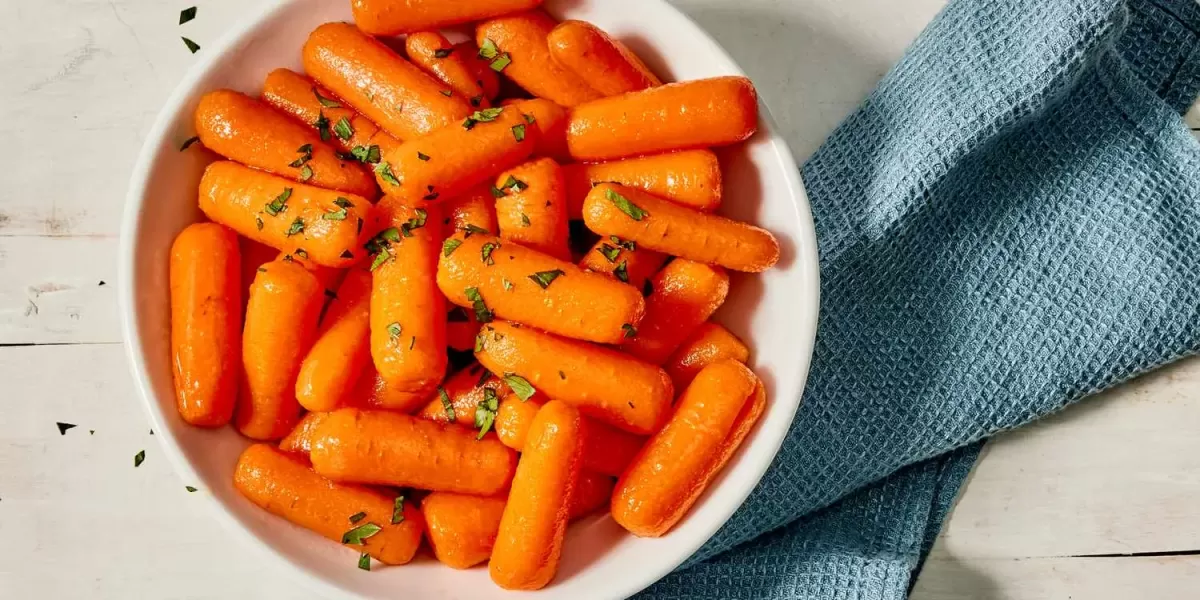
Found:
[277,250,345,295]
[547,20,661,96]
[563,150,722,218]
[455,41,502,101]
[234,444,424,565]
[170,223,241,427]
[349,363,408,409]
[624,260,729,364]
[239,238,280,298]
[611,360,759,537]
[406,32,492,109]
[302,22,472,141]
[446,184,500,233]
[698,380,766,496]
[502,98,569,160]
[476,10,601,107]
[310,408,518,495]
[261,68,402,159]
[490,401,583,590]
[566,76,758,161]
[475,321,672,434]
[446,308,483,352]
[582,183,780,272]
[496,396,644,476]
[352,0,545,35]
[295,269,372,412]
[279,411,332,456]
[578,237,667,292]
[422,470,611,570]
[495,158,571,260]
[437,233,644,344]
[370,200,446,412]
[374,105,536,201]
[237,259,324,440]
[194,89,376,198]
[417,363,509,429]
[199,161,373,268]
[663,322,750,390]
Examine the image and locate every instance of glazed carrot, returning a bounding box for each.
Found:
[475,321,673,434]
[234,444,424,565]
[566,76,758,161]
[583,183,780,272]
[578,237,667,292]
[496,396,644,477]
[417,363,509,429]
[199,161,373,268]
[370,200,446,411]
[437,233,644,344]
[279,411,332,456]
[495,158,571,260]
[476,10,602,107]
[170,223,241,427]
[239,238,279,298]
[446,184,499,234]
[352,0,545,35]
[295,269,372,412]
[663,322,750,390]
[374,105,536,201]
[611,360,759,537]
[502,98,569,160]
[277,251,345,294]
[547,20,661,96]
[699,380,766,496]
[455,41,501,101]
[490,401,583,590]
[446,307,483,352]
[624,260,729,364]
[406,32,492,108]
[261,68,402,159]
[349,363,410,409]
[310,408,518,495]
[237,259,324,440]
[302,22,472,141]
[569,470,615,518]
[194,89,376,198]
[563,150,722,218]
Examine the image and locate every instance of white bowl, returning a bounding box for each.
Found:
[119,1,820,598]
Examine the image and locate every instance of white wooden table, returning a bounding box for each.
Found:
[2,1,1199,597]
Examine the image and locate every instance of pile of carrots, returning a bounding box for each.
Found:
[168,0,779,591]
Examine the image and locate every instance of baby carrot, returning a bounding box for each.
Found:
[199,161,373,268]
[417,363,509,429]
[446,184,499,234]
[475,321,673,434]
[569,470,616,518]
[352,0,545,35]
[370,200,446,412]
[455,41,502,101]
[496,396,644,477]
[502,98,569,160]
[547,20,661,96]
[566,76,758,161]
[310,408,518,495]
[261,68,402,159]
[170,223,241,427]
[302,22,473,141]
[277,251,345,296]
[611,360,759,537]
[495,158,571,261]
[446,308,483,352]
[374,105,536,201]
[237,259,324,440]
[663,322,750,390]
[624,260,729,364]
[437,233,645,344]
[279,411,331,456]
[295,269,372,412]
[406,32,492,109]
[578,236,667,292]
[234,444,424,565]
[239,238,279,298]
[476,10,601,107]
[194,89,377,198]
[583,183,780,272]
[563,150,722,218]
[490,401,583,590]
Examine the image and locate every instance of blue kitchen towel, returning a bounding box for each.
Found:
[642,0,1200,597]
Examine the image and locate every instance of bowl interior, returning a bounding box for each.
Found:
[120,1,821,598]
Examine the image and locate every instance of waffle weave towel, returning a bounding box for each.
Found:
[642,0,1200,596]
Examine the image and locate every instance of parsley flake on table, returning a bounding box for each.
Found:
[56,422,76,435]
[181,37,200,54]
[134,450,145,467]
[179,7,197,25]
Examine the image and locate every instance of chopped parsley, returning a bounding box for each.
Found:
[528,269,565,289]
[511,124,526,142]
[358,554,371,571]
[179,7,197,25]
[622,323,638,338]
[438,387,456,422]
[480,241,498,265]
[186,486,198,492]
[462,224,489,238]
[349,512,367,524]
[502,278,513,291]
[489,53,511,72]
[333,117,354,141]
[606,188,648,220]
[314,113,331,141]
[313,87,341,108]
[387,322,402,341]
[462,107,504,130]
[464,287,493,323]
[182,37,200,54]
[614,260,629,282]
[299,165,313,182]
[440,90,453,97]
[351,144,381,164]
[286,217,305,237]
[417,151,430,161]
[179,136,201,151]
[478,39,500,59]
[597,243,621,263]
[56,422,76,435]
[474,388,500,439]
[341,523,382,545]
[134,450,146,467]
[503,374,535,401]
[400,208,428,237]
[265,188,292,216]
[391,495,406,524]
[375,162,400,187]
[289,144,313,168]
[442,238,463,257]
[520,213,531,227]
